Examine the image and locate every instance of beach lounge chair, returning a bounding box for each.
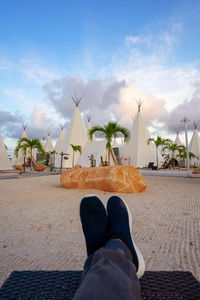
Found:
[0,270,200,299]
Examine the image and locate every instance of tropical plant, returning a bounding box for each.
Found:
[89,121,130,166]
[49,150,57,166]
[162,142,186,168]
[14,138,45,171]
[177,147,199,166]
[70,144,82,167]
[147,136,171,168]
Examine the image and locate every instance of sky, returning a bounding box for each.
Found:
[0,0,200,153]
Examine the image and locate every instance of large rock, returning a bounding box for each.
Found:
[192,169,200,174]
[15,165,23,171]
[60,166,147,193]
[34,163,47,171]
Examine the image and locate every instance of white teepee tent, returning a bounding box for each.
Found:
[189,122,200,167]
[174,132,183,146]
[12,125,37,166]
[55,125,65,156]
[42,136,46,149]
[12,125,27,165]
[120,101,156,168]
[86,113,96,141]
[174,132,183,159]
[55,96,87,168]
[45,133,54,153]
[0,134,13,170]
[77,139,117,167]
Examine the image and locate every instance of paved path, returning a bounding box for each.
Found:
[140,169,200,178]
[0,171,62,180]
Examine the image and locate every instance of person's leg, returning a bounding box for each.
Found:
[73,238,142,300]
[73,195,144,300]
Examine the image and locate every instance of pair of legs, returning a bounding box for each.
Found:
[73,195,145,300]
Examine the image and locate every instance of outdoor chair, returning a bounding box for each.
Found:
[148,162,154,169]
[0,270,200,299]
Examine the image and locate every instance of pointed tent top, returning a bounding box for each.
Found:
[22,124,28,131]
[71,92,83,107]
[86,113,92,122]
[176,130,179,135]
[136,98,143,112]
[60,124,65,130]
[193,121,199,129]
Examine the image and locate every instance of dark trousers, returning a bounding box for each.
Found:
[73,239,142,300]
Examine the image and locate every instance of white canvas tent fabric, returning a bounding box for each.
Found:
[12,129,37,166]
[112,138,119,148]
[12,129,27,165]
[55,128,65,156]
[42,137,46,149]
[87,119,96,141]
[45,134,54,153]
[174,133,183,160]
[55,106,87,168]
[174,134,182,146]
[0,134,13,170]
[77,140,117,167]
[189,129,200,166]
[120,109,156,168]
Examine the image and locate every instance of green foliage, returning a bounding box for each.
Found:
[14,137,45,158]
[147,136,171,148]
[177,147,199,161]
[147,136,172,168]
[14,138,45,171]
[70,144,82,154]
[162,143,186,160]
[70,144,82,167]
[89,121,130,150]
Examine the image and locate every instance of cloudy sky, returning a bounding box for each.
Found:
[0,0,200,152]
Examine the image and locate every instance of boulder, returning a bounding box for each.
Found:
[60,166,147,193]
[34,163,48,171]
[192,169,200,174]
[15,165,23,171]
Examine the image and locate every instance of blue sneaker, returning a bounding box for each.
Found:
[107,196,145,278]
[80,195,108,256]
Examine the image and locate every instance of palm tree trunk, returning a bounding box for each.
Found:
[172,152,175,168]
[108,149,111,166]
[156,147,158,169]
[30,148,33,172]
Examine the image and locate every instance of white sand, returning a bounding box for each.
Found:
[0,174,200,286]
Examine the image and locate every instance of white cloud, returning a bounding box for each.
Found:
[125,35,141,45]
[31,107,52,129]
[99,20,200,113]
[18,61,59,85]
[3,89,34,112]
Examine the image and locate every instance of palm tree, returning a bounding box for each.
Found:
[162,142,185,168]
[70,144,82,167]
[89,121,130,166]
[147,136,171,168]
[177,147,199,167]
[14,138,45,171]
[49,150,57,166]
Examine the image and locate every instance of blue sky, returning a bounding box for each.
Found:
[0,0,200,151]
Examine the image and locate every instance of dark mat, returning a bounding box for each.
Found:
[0,270,200,300]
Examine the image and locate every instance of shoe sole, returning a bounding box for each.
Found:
[122,199,145,279]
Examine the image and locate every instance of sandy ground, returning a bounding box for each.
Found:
[0,174,200,287]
